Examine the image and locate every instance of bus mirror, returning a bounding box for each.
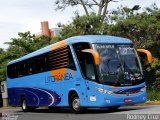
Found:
[137,49,153,64]
[82,49,100,65]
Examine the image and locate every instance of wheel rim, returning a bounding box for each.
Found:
[22,100,26,110]
[72,98,80,111]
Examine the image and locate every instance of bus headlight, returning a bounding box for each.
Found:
[140,86,146,92]
[95,87,113,95]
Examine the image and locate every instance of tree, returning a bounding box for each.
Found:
[0,48,4,54]
[54,0,121,21]
[6,31,38,54]
[146,58,160,89]
[107,4,160,89]
[59,13,109,39]
[0,31,58,81]
[6,31,58,54]
[108,4,160,49]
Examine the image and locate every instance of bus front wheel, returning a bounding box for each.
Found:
[69,94,85,114]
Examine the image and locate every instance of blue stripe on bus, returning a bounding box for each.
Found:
[8,87,61,106]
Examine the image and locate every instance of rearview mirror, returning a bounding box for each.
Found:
[82,49,100,65]
[137,49,153,64]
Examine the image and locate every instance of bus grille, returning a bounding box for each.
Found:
[113,86,145,96]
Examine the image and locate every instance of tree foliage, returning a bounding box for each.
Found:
[0,31,58,81]
[108,4,160,49]
[146,58,160,89]
[54,0,121,21]
[60,13,109,39]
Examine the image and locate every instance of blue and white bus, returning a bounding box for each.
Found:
[6,35,152,113]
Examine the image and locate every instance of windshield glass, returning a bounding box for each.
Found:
[118,45,142,74]
[93,44,143,86]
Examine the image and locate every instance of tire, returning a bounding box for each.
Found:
[69,94,85,114]
[108,106,120,111]
[21,98,36,112]
[21,98,29,112]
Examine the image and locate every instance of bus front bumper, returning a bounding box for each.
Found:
[87,89,147,107]
[100,90,146,107]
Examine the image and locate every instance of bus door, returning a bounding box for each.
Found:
[83,52,103,106]
[73,42,102,106]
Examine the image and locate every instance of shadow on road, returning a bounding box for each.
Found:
[18,106,151,114]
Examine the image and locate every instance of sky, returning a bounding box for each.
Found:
[0,0,160,49]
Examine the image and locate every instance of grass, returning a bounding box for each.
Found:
[147,89,160,101]
[133,89,160,106]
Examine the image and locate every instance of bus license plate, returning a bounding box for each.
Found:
[124,98,132,102]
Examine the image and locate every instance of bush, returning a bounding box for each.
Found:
[145,58,160,89]
[147,89,160,101]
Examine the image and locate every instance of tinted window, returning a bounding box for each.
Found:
[7,53,49,79]
[73,42,96,81]
[7,45,76,79]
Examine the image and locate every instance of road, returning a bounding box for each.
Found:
[1,105,160,120]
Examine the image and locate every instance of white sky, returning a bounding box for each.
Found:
[0,0,160,49]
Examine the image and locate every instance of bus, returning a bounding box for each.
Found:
[6,35,152,113]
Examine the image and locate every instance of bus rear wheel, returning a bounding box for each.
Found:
[69,94,85,114]
[21,98,36,112]
[21,98,29,112]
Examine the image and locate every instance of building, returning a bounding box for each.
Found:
[35,21,62,38]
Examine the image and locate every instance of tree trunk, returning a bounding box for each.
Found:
[98,0,103,15]
[80,0,89,16]
[102,0,109,22]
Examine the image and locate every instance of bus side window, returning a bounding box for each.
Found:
[17,63,23,77]
[67,47,76,70]
[27,61,35,75]
[35,54,49,73]
[7,64,16,79]
[43,55,49,71]
[36,57,44,73]
[84,53,96,81]
[23,63,27,76]
[13,64,18,78]
[7,53,50,78]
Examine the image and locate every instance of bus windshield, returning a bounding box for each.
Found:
[93,44,143,86]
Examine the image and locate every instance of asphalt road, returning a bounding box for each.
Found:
[1,105,160,120]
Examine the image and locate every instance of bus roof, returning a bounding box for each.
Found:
[7,35,132,65]
[67,35,132,44]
